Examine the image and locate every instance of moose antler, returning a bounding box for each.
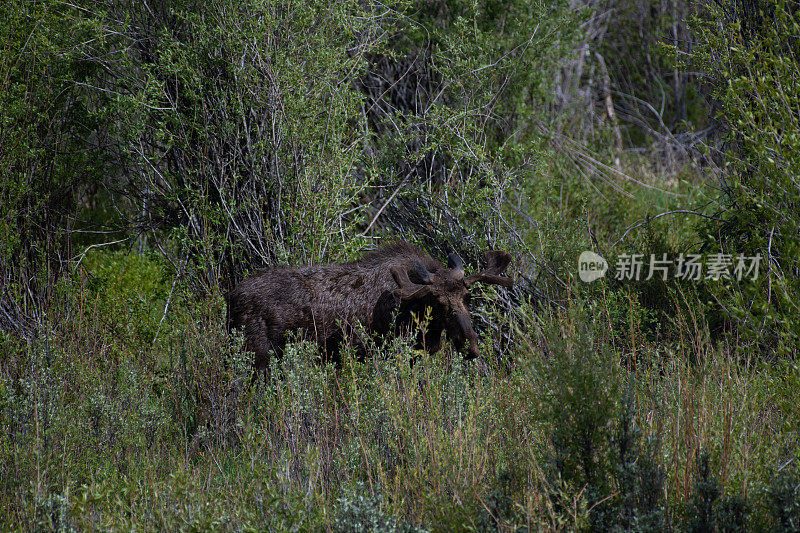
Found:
[464,250,513,288]
[392,260,434,300]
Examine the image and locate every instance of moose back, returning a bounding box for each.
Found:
[227,242,512,380]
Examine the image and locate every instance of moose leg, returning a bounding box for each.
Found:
[321,332,343,366]
[248,336,283,390]
[423,328,444,354]
[409,327,443,367]
[248,367,260,389]
[249,350,267,389]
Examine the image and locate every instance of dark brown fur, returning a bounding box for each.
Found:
[227,242,512,383]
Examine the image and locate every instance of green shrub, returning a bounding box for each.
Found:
[81,249,172,347]
[335,483,428,533]
[686,0,800,356]
[686,449,721,533]
[523,308,669,531]
[766,467,800,532]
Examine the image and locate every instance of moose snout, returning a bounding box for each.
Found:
[466,340,480,360]
[452,311,480,360]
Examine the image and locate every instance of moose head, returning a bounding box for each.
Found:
[390,250,513,360]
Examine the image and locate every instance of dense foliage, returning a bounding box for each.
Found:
[687,0,800,354]
[1,0,798,530]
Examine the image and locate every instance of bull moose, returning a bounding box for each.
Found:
[227,241,512,384]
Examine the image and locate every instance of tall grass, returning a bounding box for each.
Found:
[1,250,797,530]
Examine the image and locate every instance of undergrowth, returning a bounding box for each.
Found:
[1,250,798,531]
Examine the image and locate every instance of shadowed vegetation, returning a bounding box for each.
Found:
[1,0,799,530]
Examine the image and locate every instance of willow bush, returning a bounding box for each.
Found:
[686,0,800,356]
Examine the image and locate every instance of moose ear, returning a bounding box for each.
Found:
[447,253,465,280]
[412,260,434,284]
[464,250,513,288]
[391,265,433,300]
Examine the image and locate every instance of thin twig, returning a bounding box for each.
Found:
[72,238,133,268]
[611,210,723,248]
[360,176,408,237]
[152,266,182,346]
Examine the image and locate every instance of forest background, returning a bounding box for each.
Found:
[1,0,799,530]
